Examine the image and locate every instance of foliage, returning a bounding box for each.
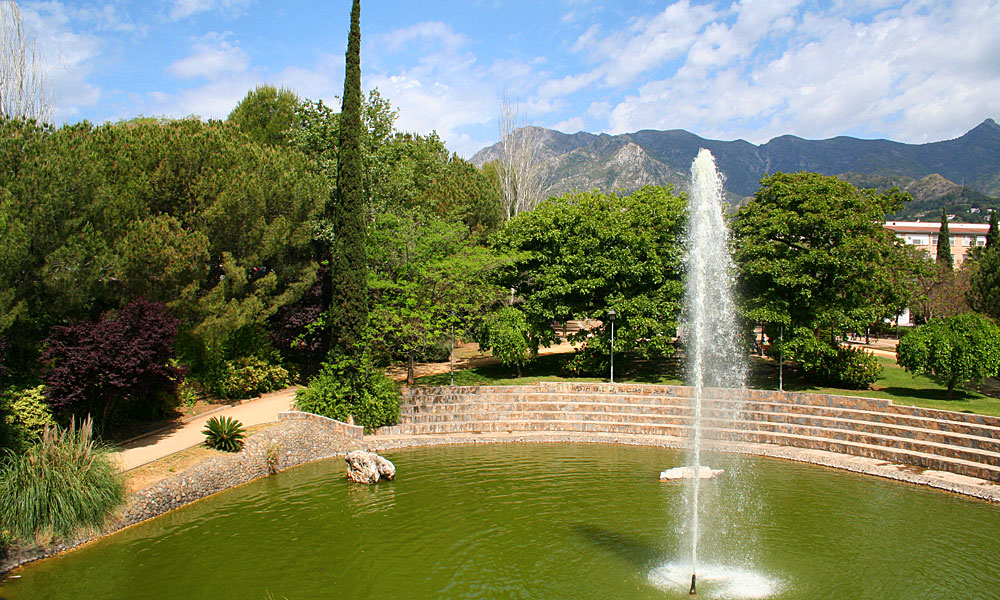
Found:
[0,417,125,542]
[780,335,881,389]
[478,307,535,376]
[40,299,183,431]
[327,0,368,362]
[0,116,326,379]
[937,208,953,271]
[491,186,686,360]
[988,210,999,248]
[202,415,246,452]
[227,85,301,147]
[269,264,329,377]
[295,358,400,433]
[367,212,505,383]
[1,385,54,450]
[896,312,1000,396]
[733,172,930,384]
[967,245,1000,319]
[213,356,292,400]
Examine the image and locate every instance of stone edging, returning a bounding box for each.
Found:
[366,431,1000,503]
[278,410,363,438]
[0,415,366,577]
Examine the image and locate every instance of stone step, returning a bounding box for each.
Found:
[388,414,1000,467]
[407,384,1000,429]
[382,418,1000,481]
[399,399,1000,443]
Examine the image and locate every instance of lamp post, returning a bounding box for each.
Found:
[608,309,616,384]
[778,324,784,392]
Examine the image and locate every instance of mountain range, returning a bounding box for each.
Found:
[470,119,1000,221]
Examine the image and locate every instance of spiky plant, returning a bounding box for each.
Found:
[0,416,126,542]
[202,416,246,452]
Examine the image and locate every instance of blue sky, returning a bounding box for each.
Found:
[17,0,1000,157]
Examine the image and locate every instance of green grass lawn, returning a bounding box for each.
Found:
[415,352,1000,418]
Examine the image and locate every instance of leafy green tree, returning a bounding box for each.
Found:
[228,85,301,147]
[0,116,326,381]
[367,212,504,383]
[733,173,927,381]
[327,0,368,361]
[937,208,953,271]
[897,312,1000,396]
[492,186,686,365]
[478,306,534,377]
[987,210,998,249]
[967,245,1000,319]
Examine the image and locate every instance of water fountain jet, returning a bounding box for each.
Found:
[681,148,747,594]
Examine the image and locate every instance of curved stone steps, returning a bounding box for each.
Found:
[399,400,1000,452]
[384,383,1000,481]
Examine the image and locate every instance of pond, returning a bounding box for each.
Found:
[2,443,998,599]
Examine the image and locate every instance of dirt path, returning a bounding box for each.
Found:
[112,388,297,471]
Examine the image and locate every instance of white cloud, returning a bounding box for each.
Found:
[167,32,249,79]
[366,21,547,156]
[598,0,1000,144]
[18,2,104,121]
[169,0,252,20]
[551,116,585,132]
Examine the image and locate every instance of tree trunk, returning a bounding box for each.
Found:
[947,379,955,399]
[516,363,522,378]
[406,351,415,385]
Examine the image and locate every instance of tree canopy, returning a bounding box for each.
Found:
[228,84,301,147]
[733,172,927,334]
[896,312,1000,396]
[0,116,326,376]
[491,186,686,362]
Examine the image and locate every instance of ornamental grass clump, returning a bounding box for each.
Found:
[203,416,246,452]
[0,417,126,543]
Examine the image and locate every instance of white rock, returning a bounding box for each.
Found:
[659,466,724,481]
[345,450,396,484]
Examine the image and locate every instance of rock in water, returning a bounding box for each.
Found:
[346,451,396,484]
[659,466,724,481]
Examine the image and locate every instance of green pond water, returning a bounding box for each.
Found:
[2,443,999,599]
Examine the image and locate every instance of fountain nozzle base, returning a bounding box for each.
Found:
[689,573,696,595]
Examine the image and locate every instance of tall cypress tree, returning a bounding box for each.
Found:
[988,210,999,249]
[937,207,953,271]
[328,0,367,360]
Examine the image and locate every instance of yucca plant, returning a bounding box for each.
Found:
[0,416,126,542]
[202,416,246,452]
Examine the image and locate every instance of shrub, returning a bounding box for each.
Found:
[214,357,292,400]
[478,307,535,377]
[295,360,400,433]
[40,299,183,432]
[1,385,55,451]
[202,416,246,452]
[0,417,126,542]
[897,312,1000,396]
[784,336,882,389]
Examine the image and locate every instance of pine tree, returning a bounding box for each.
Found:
[988,210,999,249]
[937,208,953,271]
[327,0,368,360]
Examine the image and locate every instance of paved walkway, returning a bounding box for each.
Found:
[112,388,297,472]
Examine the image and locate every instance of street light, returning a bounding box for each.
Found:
[608,309,616,384]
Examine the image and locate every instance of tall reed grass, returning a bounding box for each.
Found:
[0,417,126,542]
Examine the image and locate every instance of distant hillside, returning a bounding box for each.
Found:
[471,119,1000,219]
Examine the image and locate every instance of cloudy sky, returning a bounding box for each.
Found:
[14,0,1000,157]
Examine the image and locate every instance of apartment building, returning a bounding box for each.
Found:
[884,220,990,267]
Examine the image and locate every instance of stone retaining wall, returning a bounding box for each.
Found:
[278,410,364,438]
[0,417,367,576]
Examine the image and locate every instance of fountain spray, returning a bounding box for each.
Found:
[683,149,746,594]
